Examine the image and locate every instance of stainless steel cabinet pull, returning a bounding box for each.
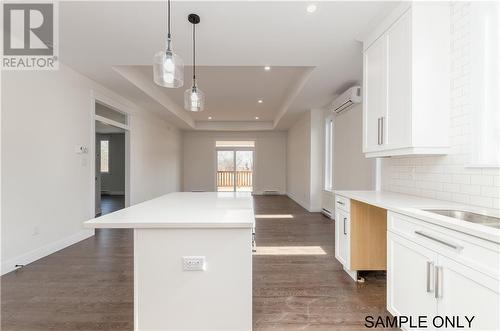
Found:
[377,118,381,145]
[343,217,347,235]
[380,117,384,145]
[414,231,463,250]
[426,261,434,293]
[434,266,441,299]
[337,201,344,205]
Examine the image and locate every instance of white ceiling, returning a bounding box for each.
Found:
[59,1,398,130]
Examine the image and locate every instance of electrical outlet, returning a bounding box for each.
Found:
[32,225,39,236]
[182,256,206,271]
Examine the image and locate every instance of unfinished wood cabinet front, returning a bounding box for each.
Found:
[350,200,387,270]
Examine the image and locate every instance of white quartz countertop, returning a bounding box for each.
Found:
[335,190,500,244]
[84,192,254,229]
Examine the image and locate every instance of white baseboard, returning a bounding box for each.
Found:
[1,229,95,276]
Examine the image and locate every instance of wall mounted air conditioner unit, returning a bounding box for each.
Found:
[330,86,362,114]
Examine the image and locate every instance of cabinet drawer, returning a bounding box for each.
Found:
[388,211,500,280]
[335,195,350,213]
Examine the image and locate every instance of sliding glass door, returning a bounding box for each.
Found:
[217,149,253,192]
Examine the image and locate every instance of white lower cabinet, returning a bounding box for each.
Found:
[334,208,350,268]
[388,212,500,330]
[387,232,438,322]
[437,255,500,330]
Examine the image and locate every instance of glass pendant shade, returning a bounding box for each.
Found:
[184,85,205,112]
[153,46,184,88]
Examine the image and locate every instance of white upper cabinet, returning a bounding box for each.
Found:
[362,3,450,158]
[363,36,386,153]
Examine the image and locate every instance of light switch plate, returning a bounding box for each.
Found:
[182,256,206,271]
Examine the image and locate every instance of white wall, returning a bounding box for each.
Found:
[333,104,375,190]
[286,109,325,212]
[381,2,500,211]
[287,112,311,209]
[1,64,181,274]
[309,109,324,211]
[182,131,286,194]
[130,113,181,204]
[320,104,375,215]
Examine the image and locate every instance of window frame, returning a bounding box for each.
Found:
[324,114,334,192]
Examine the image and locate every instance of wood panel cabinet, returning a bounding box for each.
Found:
[362,3,450,157]
[334,196,387,281]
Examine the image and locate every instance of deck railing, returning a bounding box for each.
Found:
[217,170,252,188]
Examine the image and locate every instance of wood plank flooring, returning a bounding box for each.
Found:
[1,195,389,330]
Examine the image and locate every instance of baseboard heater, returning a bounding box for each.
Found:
[322,208,332,218]
[262,190,280,195]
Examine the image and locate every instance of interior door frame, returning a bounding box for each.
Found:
[215,145,255,193]
[90,90,131,218]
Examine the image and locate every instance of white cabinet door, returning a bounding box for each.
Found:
[386,10,412,149]
[387,232,438,320]
[437,255,500,330]
[363,36,387,152]
[334,209,350,267]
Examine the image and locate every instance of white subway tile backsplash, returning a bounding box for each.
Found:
[470,174,494,186]
[481,186,500,199]
[381,2,500,212]
[469,196,494,209]
[460,184,480,195]
[452,174,471,185]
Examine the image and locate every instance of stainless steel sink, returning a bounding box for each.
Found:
[423,209,500,229]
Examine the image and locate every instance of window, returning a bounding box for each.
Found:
[470,2,500,166]
[100,140,110,173]
[324,115,334,191]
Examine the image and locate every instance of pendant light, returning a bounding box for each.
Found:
[153,0,184,88]
[184,14,205,112]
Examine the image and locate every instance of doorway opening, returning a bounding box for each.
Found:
[93,100,130,217]
[216,141,254,192]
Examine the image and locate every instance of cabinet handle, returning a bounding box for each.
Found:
[414,231,463,250]
[337,201,345,206]
[434,266,441,299]
[426,261,434,293]
[377,118,381,145]
[343,217,347,235]
[380,116,384,145]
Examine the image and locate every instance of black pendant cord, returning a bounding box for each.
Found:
[167,0,171,39]
[192,22,196,85]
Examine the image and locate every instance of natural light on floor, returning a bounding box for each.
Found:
[253,246,327,255]
[254,214,294,219]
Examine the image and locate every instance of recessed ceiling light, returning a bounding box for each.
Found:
[208,116,212,120]
[264,66,271,71]
[258,99,263,103]
[255,116,260,120]
[306,4,317,13]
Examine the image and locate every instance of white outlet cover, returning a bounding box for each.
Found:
[182,256,206,271]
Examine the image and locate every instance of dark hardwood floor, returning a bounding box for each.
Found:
[252,195,390,330]
[100,195,125,216]
[1,195,389,330]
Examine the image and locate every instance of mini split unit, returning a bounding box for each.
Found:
[330,86,362,114]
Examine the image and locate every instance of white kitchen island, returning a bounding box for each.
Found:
[84,192,254,331]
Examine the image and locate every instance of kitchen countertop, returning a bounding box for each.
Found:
[84,192,254,229]
[335,190,500,244]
